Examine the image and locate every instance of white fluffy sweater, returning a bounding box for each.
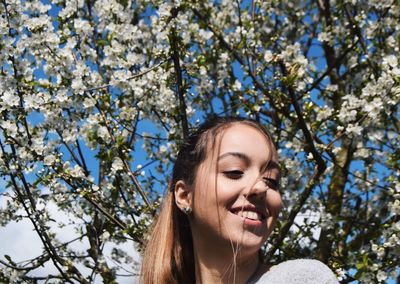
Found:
[250,259,339,284]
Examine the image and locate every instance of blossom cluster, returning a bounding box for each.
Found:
[0,0,399,282]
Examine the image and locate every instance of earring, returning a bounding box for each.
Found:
[182,206,191,214]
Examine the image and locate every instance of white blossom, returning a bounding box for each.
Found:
[97,126,110,141]
[43,154,56,166]
[0,1,398,282]
[111,157,124,172]
[264,50,273,62]
[383,55,398,68]
[318,32,331,43]
[376,270,388,282]
[1,91,19,108]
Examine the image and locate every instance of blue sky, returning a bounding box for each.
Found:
[1,1,397,283]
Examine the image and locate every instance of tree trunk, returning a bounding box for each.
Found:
[316,138,354,263]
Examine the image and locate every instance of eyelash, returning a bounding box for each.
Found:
[263,178,279,190]
[223,171,279,189]
[223,170,244,179]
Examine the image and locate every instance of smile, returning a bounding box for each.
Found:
[234,210,263,221]
[230,205,266,222]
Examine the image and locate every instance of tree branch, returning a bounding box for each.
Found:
[267,167,324,258]
[169,27,189,139]
[279,62,327,173]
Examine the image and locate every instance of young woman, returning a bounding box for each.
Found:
[141,117,338,284]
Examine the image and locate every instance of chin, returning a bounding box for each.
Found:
[233,232,266,248]
[221,217,268,254]
[227,236,265,259]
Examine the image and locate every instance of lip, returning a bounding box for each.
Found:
[230,205,267,221]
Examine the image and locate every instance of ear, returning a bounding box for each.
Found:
[174,180,192,211]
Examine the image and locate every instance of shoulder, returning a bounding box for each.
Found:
[251,259,339,284]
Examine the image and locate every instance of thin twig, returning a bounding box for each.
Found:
[89,97,153,210]
[83,59,169,92]
[279,62,326,173]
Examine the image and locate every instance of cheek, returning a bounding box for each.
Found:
[216,181,236,203]
[192,178,219,214]
[266,191,282,217]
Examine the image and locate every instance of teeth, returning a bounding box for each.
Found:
[236,210,261,220]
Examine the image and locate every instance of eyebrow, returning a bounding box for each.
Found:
[218,152,251,165]
[218,152,280,172]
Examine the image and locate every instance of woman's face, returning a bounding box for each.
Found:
[190,123,282,256]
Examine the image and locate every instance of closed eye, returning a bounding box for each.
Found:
[263,178,279,190]
[223,170,244,180]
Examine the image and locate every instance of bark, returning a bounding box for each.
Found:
[316,138,354,263]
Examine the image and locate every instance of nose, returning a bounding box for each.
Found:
[244,178,268,199]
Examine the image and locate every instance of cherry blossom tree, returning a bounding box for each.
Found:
[0,0,399,283]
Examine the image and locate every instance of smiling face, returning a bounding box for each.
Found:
[190,123,282,257]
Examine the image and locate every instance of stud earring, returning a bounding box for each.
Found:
[182,206,191,214]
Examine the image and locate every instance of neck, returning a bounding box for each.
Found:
[192,240,259,284]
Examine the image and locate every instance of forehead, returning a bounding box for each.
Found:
[213,123,277,163]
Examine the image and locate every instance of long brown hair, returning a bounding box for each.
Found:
[140,117,275,284]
